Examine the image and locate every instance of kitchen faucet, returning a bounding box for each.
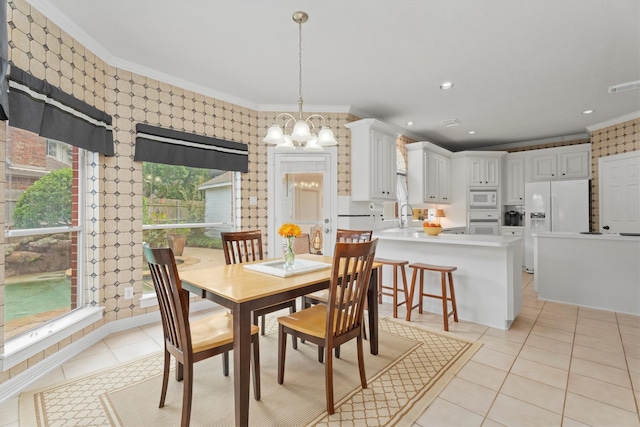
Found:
[399,203,414,228]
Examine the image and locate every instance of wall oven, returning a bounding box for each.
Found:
[469,189,498,210]
[468,211,500,235]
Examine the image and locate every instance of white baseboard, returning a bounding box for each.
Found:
[0,299,218,403]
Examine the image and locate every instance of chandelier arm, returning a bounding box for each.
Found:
[305,114,328,128]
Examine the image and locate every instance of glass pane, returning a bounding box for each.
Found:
[5,125,81,340]
[281,172,324,254]
[142,163,235,293]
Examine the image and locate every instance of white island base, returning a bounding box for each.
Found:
[534,232,640,315]
[374,229,523,330]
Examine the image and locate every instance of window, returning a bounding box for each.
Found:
[141,162,237,295]
[4,125,86,341]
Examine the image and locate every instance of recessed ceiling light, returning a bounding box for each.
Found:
[406,121,414,126]
[582,109,595,115]
[468,130,476,135]
[439,81,454,90]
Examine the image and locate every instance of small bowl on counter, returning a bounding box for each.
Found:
[423,225,442,236]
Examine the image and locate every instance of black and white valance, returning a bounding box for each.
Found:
[134,124,249,172]
[7,66,114,155]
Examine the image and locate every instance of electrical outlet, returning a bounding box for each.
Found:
[124,287,134,300]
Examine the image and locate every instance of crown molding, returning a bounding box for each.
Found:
[585,111,640,133]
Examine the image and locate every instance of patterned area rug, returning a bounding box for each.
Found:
[20,317,481,426]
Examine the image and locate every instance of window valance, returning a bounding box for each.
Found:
[0,0,8,121]
[134,124,249,172]
[7,66,114,156]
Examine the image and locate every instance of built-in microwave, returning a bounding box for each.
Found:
[468,189,498,210]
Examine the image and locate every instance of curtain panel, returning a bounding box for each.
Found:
[134,124,249,172]
[7,66,114,155]
[0,0,8,120]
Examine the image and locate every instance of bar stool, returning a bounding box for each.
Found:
[374,258,409,318]
[406,263,459,331]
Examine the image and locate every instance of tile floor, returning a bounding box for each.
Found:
[1,272,639,426]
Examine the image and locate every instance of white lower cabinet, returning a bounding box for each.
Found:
[502,226,524,268]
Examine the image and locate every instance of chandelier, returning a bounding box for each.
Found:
[264,11,337,151]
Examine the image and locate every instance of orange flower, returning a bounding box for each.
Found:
[278,223,302,238]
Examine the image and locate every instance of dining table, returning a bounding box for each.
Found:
[178,253,380,427]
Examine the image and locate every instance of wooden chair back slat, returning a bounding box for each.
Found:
[143,244,191,355]
[326,240,377,340]
[221,230,264,265]
[335,228,373,243]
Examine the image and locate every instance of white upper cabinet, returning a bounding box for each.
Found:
[407,142,452,204]
[466,153,503,186]
[346,119,399,201]
[504,155,525,204]
[528,144,591,182]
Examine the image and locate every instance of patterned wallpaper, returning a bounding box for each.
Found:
[1,0,638,384]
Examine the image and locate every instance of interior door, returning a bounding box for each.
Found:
[599,152,640,233]
[268,149,337,257]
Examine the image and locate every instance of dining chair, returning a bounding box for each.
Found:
[221,230,297,344]
[277,238,378,415]
[143,244,261,427]
[301,228,374,361]
[292,233,311,255]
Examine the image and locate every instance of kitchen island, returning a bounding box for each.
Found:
[534,232,640,315]
[374,228,523,330]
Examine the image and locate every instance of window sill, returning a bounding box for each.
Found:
[140,292,158,308]
[1,307,104,371]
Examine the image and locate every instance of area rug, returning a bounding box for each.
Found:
[20,317,481,426]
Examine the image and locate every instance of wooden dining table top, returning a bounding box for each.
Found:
[179,254,380,304]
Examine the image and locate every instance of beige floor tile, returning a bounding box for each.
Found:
[577,307,617,323]
[518,344,571,370]
[477,335,523,357]
[103,327,152,350]
[564,392,640,426]
[570,357,633,389]
[535,316,576,333]
[524,334,573,356]
[617,313,640,328]
[627,355,640,374]
[486,393,561,427]
[110,337,162,363]
[530,324,575,344]
[541,301,579,315]
[415,397,484,427]
[536,309,576,323]
[484,327,530,344]
[456,360,508,392]
[471,347,517,372]
[568,372,637,412]
[572,343,628,370]
[66,340,111,362]
[23,366,65,391]
[576,316,621,334]
[500,373,566,415]
[510,358,568,390]
[481,418,507,427]
[61,350,119,379]
[438,377,497,416]
[573,331,624,353]
[562,416,593,427]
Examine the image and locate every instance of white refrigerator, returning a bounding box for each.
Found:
[524,180,590,273]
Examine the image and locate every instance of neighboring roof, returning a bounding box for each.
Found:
[199,171,232,190]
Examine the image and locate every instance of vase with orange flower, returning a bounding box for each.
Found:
[278,223,301,270]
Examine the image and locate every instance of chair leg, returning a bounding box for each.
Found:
[290,303,298,350]
[261,314,266,336]
[325,345,335,415]
[318,345,324,363]
[377,266,383,304]
[335,346,340,359]
[441,272,449,331]
[406,268,418,321]
[277,324,287,384]
[418,269,425,314]
[159,350,170,408]
[448,272,459,322]
[392,265,399,318]
[222,351,229,376]
[356,334,367,389]
[181,360,193,427]
[252,334,261,400]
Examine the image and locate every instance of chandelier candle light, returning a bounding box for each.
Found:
[278,223,302,270]
[263,11,337,151]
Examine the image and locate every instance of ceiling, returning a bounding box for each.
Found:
[27,0,640,151]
